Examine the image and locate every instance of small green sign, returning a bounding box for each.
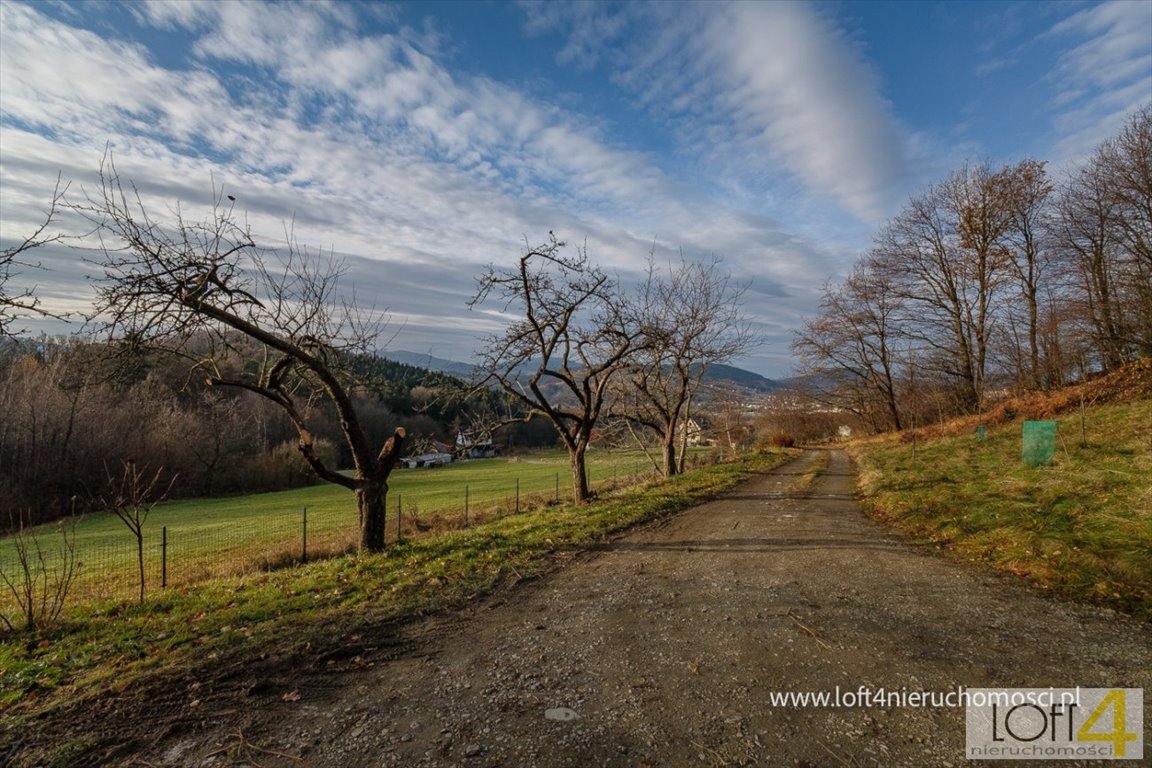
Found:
[1022,421,1057,467]
[976,425,985,441]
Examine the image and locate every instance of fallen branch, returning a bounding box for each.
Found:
[787,608,832,650]
[690,740,731,766]
[818,740,857,766]
[204,727,303,766]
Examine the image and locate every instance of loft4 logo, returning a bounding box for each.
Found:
[965,688,1144,761]
[989,690,1138,754]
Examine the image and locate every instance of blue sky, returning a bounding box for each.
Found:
[1,0,1149,377]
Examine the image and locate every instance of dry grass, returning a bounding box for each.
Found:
[851,363,1152,619]
[888,358,1152,444]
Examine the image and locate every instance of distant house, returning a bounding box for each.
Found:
[456,431,503,459]
[677,418,708,447]
[402,451,454,469]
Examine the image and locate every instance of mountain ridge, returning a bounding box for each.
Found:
[382,350,781,393]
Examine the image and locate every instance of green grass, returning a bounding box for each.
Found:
[0,448,796,743]
[0,448,691,608]
[852,398,1152,618]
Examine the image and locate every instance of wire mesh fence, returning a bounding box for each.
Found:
[1,453,709,620]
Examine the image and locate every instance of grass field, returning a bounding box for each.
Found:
[0,448,706,612]
[851,397,1152,618]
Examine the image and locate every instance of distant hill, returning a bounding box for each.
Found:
[383,351,779,393]
[383,350,477,378]
[704,363,780,393]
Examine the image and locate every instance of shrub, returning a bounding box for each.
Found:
[770,433,796,448]
[1,516,79,633]
[248,438,339,491]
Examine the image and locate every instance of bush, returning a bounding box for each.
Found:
[247,438,339,491]
[0,517,79,633]
[770,433,796,448]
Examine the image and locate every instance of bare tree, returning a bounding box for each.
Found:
[792,254,905,432]
[997,159,1056,389]
[470,234,641,503]
[1099,106,1152,356]
[615,253,754,476]
[76,158,405,551]
[96,459,173,603]
[1046,108,1152,371]
[880,164,1013,412]
[698,381,755,455]
[789,108,1149,428]
[0,178,68,337]
[1052,150,1133,370]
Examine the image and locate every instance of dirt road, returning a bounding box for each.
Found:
[147,449,1149,767]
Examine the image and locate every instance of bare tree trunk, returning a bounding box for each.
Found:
[662,433,677,478]
[571,440,591,503]
[357,482,387,552]
[135,531,145,604]
[677,397,692,475]
[1027,289,1041,389]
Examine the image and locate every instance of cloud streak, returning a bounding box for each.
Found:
[528,1,910,223]
[695,2,908,222]
[1044,0,1152,161]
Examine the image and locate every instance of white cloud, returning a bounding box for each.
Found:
[135,0,211,31]
[519,0,632,71]
[707,2,907,222]
[1045,0,1152,162]
[537,1,909,224]
[1049,0,1152,91]
[974,58,1014,77]
[0,3,229,146]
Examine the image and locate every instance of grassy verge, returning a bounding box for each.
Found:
[0,448,796,739]
[851,398,1152,619]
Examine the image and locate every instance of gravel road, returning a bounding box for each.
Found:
[148,449,1150,767]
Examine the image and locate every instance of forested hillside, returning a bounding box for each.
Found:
[0,337,551,528]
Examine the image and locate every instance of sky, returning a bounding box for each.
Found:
[1,0,1149,378]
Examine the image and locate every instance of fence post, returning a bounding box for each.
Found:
[515,478,520,514]
[1080,392,1087,447]
[302,507,308,563]
[161,526,167,589]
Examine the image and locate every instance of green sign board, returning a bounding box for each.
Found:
[976,425,986,441]
[1022,421,1057,467]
